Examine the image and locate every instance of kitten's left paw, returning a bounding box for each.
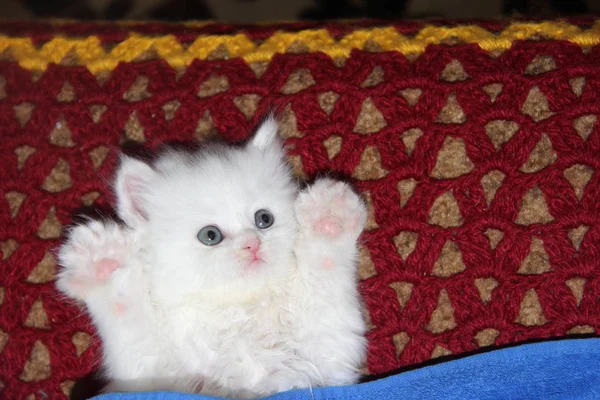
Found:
[295,178,367,242]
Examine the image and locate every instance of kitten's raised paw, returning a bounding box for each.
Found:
[295,178,367,242]
[57,220,131,300]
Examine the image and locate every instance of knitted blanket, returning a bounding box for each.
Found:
[1,20,599,399]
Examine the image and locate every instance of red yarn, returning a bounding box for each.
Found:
[0,33,599,399]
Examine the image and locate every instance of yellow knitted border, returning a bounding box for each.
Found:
[1,21,600,74]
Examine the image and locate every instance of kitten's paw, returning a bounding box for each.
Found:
[295,178,367,242]
[57,220,131,300]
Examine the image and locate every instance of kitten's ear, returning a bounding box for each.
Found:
[248,116,282,152]
[114,155,157,228]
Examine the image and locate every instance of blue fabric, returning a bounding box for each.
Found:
[94,338,600,400]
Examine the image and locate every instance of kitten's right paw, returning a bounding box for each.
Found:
[57,220,131,300]
[295,178,367,243]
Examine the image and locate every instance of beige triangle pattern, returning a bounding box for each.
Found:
[288,155,308,180]
[5,191,26,218]
[197,74,230,97]
[81,192,101,206]
[400,88,422,106]
[318,91,339,115]
[123,75,152,103]
[573,115,596,141]
[437,94,466,124]
[566,278,586,306]
[432,240,466,277]
[392,332,410,357]
[431,344,452,359]
[569,77,586,97]
[401,128,423,156]
[515,186,554,225]
[195,110,218,141]
[430,136,474,179]
[280,69,315,94]
[484,228,504,250]
[426,289,457,334]
[279,105,304,139]
[475,277,498,304]
[482,83,503,102]
[485,120,519,150]
[352,146,388,180]
[323,135,342,160]
[20,341,51,382]
[15,145,36,170]
[518,237,553,275]
[564,164,594,201]
[354,98,387,134]
[233,94,261,120]
[389,282,413,309]
[428,190,463,228]
[42,158,72,193]
[249,61,269,78]
[397,178,417,208]
[358,246,377,280]
[475,328,500,347]
[568,225,589,251]
[162,100,181,121]
[57,81,77,102]
[26,252,57,283]
[38,207,62,239]
[89,104,108,123]
[361,66,385,87]
[1,239,19,260]
[362,191,379,231]
[13,102,35,128]
[516,289,547,326]
[61,381,76,397]
[393,231,418,261]
[568,325,595,334]
[89,146,110,170]
[0,329,8,354]
[72,332,93,357]
[24,297,51,330]
[49,116,75,147]
[440,59,469,82]
[521,86,554,122]
[525,55,557,75]
[519,134,557,173]
[123,111,145,143]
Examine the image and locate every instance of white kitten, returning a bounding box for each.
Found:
[56,117,368,398]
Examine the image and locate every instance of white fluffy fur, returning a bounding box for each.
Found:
[56,117,368,398]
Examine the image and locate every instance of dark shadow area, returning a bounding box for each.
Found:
[4,0,597,22]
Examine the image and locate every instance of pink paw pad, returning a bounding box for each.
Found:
[322,257,335,269]
[114,302,128,315]
[314,216,341,236]
[94,258,120,280]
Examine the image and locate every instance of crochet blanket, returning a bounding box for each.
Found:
[1,19,599,399]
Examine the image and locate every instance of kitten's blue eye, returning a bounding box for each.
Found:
[197,226,223,246]
[255,209,274,229]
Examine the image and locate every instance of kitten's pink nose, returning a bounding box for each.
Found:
[243,237,261,255]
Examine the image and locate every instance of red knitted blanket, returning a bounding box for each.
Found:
[0,20,599,399]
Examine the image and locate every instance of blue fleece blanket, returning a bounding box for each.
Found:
[94,338,600,400]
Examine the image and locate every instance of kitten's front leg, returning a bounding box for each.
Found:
[56,219,134,311]
[293,178,368,386]
[294,178,367,273]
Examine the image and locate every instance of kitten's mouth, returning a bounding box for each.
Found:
[246,254,264,270]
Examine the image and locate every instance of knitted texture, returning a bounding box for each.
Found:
[1,20,600,399]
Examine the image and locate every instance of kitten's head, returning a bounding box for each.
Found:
[114,117,298,301]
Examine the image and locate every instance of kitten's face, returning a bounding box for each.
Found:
[114,118,298,299]
[147,146,298,293]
